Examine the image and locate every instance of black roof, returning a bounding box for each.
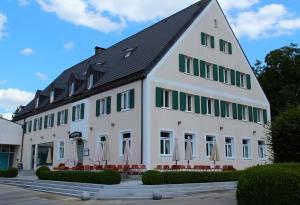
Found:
[13,0,211,121]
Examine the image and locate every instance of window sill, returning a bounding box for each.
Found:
[225,157,235,160]
[243,158,252,160]
[120,108,131,112]
[259,158,267,161]
[160,154,172,158]
[161,107,172,110]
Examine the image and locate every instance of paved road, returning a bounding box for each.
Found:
[0,184,237,205]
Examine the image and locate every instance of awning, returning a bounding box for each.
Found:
[69,132,82,139]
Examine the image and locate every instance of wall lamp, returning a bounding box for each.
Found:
[178,121,182,126]
[111,123,115,127]
[253,130,256,134]
[220,126,224,131]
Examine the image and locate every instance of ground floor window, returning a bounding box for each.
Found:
[37,142,54,166]
[0,145,15,170]
[57,141,64,160]
[184,133,195,156]
[160,131,172,156]
[121,132,131,156]
[206,135,216,157]
[243,139,251,159]
[258,140,266,160]
[225,137,234,158]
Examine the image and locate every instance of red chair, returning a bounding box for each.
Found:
[95,165,103,170]
[163,165,170,170]
[156,165,162,170]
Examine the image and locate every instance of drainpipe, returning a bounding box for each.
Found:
[20,118,25,164]
[141,80,144,165]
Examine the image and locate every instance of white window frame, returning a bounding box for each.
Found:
[50,90,55,103]
[205,63,213,80]
[186,95,193,112]
[242,106,248,121]
[121,91,130,111]
[184,132,196,157]
[119,130,131,157]
[74,104,81,121]
[97,134,108,153]
[160,130,173,157]
[224,68,231,84]
[222,41,229,54]
[184,56,193,74]
[162,90,171,109]
[205,135,216,158]
[225,102,231,118]
[203,33,213,48]
[242,138,251,160]
[87,74,93,90]
[58,110,66,125]
[240,73,246,88]
[207,98,214,116]
[99,98,107,116]
[258,140,267,160]
[225,136,235,159]
[35,97,39,109]
[37,117,42,130]
[47,114,53,128]
[257,109,262,123]
[69,82,75,96]
[57,140,65,160]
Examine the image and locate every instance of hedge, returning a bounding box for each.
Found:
[36,166,50,179]
[142,170,242,185]
[38,170,121,185]
[142,170,164,185]
[237,163,300,205]
[0,168,18,178]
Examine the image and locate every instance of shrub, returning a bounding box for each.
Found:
[35,166,50,179]
[0,168,18,178]
[39,170,121,185]
[163,171,242,184]
[142,170,164,185]
[237,163,300,205]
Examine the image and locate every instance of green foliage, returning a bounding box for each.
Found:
[0,168,18,178]
[142,170,164,185]
[38,170,121,185]
[270,106,300,162]
[237,163,300,205]
[35,166,50,179]
[163,171,242,184]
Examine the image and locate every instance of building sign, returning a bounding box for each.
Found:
[69,132,82,139]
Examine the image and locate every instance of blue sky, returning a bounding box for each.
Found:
[0,0,300,119]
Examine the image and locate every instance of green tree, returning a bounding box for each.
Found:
[269,106,300,162]
[253,43,300,118]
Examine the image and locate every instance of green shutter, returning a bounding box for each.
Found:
[34,119,37,131]
[23,122,27,134]
[232,103,237,119]
[106,97,111,114]
[219,66,225,83]
[39,117,42,130]
[179,54,185,72]
[246,74,251,89]
[117,93,122,111]
[201,97,207,114]
[228,42,232,54]
[220,101,226,118]
[180,92,186,111]
[253,107,258,123]
[213,64,218,81]
[64,109,68,124]
[200,60,206,78]
[238,104,243,120]
[194,95,200,114]
[44,115,48,129]
[51,114,54,127]
[230,69,236,85]
[193,58,199,76]
[155,87,163,107]
[172,91,179,110]
[129,89,135,109]
[72,106,75,121]
[210,36,215,48]
[236,71,241,87]
[201,32,206,45]
[214,99,220,117]
[263,109,268,124]
[219,39,224,52]
[57,111,61,126]
[96,100,100,117]
[28,121,31,132]
[248,106,253,122]
[80,103,85,119]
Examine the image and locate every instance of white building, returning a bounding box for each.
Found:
[14,0,271,170]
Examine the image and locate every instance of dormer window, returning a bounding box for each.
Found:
[87,74,93,90]
[50,90,55,103]
[69,82,75,96]
[35,97,39,109]
[123,47,136,58]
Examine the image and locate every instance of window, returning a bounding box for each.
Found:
[258,140,266,160]
[242,106,247,121]
[224,68,230,84]
[87,74,93,90]
[257,109,262,123]
[225,137,234,158]
[99,135,107,150]
[240,73,246,88]
[37,117,42,130]
[206,135,216,157]
[162,90,171,108]
[28,121,32,132]
[69,82,75,96]
[243,139,251,159]
[160,131,172,155]
[201,32,214,48]
[58,110,67,125]
[44,114,54,129]
[58,141,64,160]
[35,97,39,109]
[121,91,130,111]
[99,98,107,115]
[121,132,131,156]
[225,102,231,118]
[205,63,212,80]
[184,56,192,74]
[184,133,195,156]
[186,95,193,112]
[50,90,54,103]
[220,39,232,54]
[73,104,84,121]
[207,98,213,115]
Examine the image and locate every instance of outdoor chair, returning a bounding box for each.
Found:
[163,165,170,170]
[95,165,103,170]
[156,165,162,170]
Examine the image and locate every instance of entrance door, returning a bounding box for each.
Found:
[31,145,35,170]
[77,139,84,165]
[0,153,9,170]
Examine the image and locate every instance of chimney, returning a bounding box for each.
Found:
[95,46,103,55]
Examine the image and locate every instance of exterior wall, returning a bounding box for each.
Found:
[20,80,142,170]
[143,0,271,170]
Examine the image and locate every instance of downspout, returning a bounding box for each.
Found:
[141,79,144,164]
[20,118,25,163]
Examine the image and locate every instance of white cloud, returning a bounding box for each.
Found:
[0,112,13,120]
[229,4,300,39]
[35,72,48,81]
[36,0,126,33]
[0,12,7,40]
[0,80,8,85]
[18,0,30,7]
[64,41,75,50]
[218,0,259,12]
[0,88,34,112]
[21,48,34,56]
